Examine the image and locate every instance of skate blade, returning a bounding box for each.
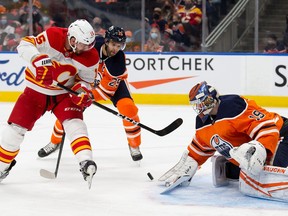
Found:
[86,166,96,189]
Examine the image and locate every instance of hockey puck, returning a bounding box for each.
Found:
[147,172,154,180]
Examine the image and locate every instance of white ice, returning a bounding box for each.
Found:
[0,102,288,216]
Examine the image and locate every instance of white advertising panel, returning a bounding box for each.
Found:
[0,52,288,97]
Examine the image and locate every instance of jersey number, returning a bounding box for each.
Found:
[35,34,46,45]
[108,78,121,88]
[249,110,265,121]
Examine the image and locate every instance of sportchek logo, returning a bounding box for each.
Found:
[129,76,195,89]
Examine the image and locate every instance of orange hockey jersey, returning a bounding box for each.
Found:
[92,40,128,101]
[188,95,283,166]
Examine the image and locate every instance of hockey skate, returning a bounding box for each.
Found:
[0,160,16,182]
[38,142,60,158]
[128,145,143,161]
[79,160,97,189]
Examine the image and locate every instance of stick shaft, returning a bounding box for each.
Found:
[57,83,182,136]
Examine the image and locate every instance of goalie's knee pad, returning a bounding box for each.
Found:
[211,155,240,187]
[1,123,27,151]
[62,119,88,142]
[229,140,266,176]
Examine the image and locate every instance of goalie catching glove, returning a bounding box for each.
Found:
[229,140,267,176]
[32,54,54,86]
[70,82,93,108]
[159,150,198,189]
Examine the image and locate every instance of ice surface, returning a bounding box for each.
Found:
[0,102,287,216]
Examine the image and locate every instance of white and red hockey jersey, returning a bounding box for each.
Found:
[17,27,99,95]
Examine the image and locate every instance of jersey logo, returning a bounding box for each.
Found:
[211,135,233,158]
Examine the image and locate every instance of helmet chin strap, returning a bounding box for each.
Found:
[68,38,77,53]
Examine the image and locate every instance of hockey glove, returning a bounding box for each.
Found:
[70,82,93,108]
[159,150,198,189]
[32,54,53,86]
[229,140,267,176]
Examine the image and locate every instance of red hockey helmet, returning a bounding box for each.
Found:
[189,81,219,122]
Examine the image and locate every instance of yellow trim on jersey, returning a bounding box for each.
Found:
[1,92,288,107]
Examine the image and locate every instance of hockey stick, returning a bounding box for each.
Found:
[57,83,183,136]
[40,133,66,179]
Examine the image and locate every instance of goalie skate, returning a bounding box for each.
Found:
[160,175,191,194]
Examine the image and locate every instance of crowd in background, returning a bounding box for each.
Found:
[263,14,288,54]
[0,0,237,52]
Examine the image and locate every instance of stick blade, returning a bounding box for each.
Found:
[155,118,183,136]
[40,169,56,179]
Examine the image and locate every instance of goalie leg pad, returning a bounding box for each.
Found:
[239,165,288,202]
[211,155,240,187]
[273,136,288,167]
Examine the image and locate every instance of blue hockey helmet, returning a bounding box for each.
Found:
[189,81,219,122]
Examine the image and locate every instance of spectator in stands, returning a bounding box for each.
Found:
[170,12,192,51]
[124,30,135,51]
[144,26,164,52]
[0,14,9,34]
[7,8,19,22]
[133,17,151,44]
[177,0,202,50]
[132,43,141,52]
[162,28,176,51]
[150,7,168,34]
[161,0,176,24]
[19,0,43,36]
[0,5,6,15]
[93,16,106,37]
[1,33,18,51]
[261,33,288,54]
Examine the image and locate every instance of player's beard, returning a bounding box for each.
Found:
[105,45,117,57]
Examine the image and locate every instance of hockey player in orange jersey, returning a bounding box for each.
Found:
[159,81,288,202]
[37,26,143,162]
[0,19,99,186]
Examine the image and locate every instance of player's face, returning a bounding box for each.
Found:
[74,42,94,54]
[106,41,124,57]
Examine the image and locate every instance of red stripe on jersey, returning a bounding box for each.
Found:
[0,146,19,163]
[70,137,92,154]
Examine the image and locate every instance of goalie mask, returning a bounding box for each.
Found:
[189,81,219,122]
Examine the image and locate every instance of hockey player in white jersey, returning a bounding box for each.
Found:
[0,19,99,188]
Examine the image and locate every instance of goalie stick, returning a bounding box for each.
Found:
[40,133,65,179]
[57,83,183,136]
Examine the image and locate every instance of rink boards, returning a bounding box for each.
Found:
[1,52,288,107]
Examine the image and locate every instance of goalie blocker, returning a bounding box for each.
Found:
[212,154,288,202]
